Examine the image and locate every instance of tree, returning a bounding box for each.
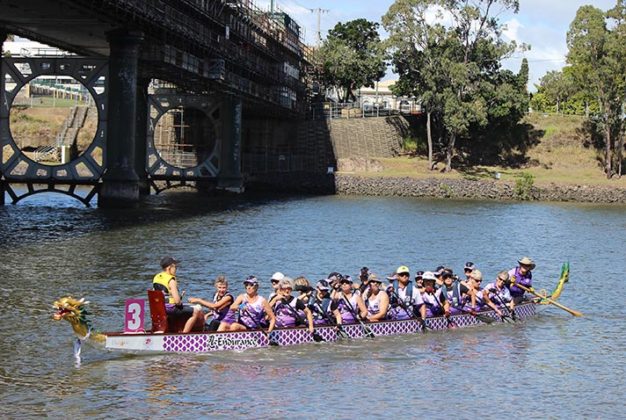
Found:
[317,19,386,102]
[567,3,626,178]
[533,66,596,116]
[385,1,449,168]
[384,0,522,171]
[539,70,575,114]
[606,0,626,177]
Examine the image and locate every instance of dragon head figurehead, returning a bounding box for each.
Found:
[52,296,104,343]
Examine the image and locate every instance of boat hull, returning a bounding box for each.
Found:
[105,302,536,353]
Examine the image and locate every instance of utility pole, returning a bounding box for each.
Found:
[309,8,329,47]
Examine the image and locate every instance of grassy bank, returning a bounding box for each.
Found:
[344,113,626,189]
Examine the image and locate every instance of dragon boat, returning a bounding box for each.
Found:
[53,263,572,361]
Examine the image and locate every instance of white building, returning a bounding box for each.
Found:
[357,79,421,113]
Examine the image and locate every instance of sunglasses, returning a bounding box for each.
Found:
[472,278,482,282]
[271,280,280,284]
[244,282,257,287]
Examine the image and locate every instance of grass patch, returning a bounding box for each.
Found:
[339,111,626,189]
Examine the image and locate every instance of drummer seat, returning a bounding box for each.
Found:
[147,290,204,333]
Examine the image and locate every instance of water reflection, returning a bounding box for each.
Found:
[1,193,625,417]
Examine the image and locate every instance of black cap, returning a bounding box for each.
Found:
[328,271,341,280]
[160,256,180,269]
[415,270,424,280]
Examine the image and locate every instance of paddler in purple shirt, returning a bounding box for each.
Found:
[332,276,368,325]
[228,276,276,333]
[271,277,314,333]
[507,257,536,304]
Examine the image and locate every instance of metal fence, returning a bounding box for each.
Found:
[307,102,423,120]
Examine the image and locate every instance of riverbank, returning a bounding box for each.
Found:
[334,173,626,203]
[246,171,626,203]
[328,113,626,203]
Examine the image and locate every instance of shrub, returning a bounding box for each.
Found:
[402,137,417,154]
[515,172,535,200]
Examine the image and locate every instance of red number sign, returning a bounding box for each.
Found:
[124,298,145,333]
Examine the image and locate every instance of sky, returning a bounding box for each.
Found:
[259,0,619,89]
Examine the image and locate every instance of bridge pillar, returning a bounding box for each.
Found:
[0,30,6,206]
[135,77,150,195]
[217,96,244,192]
[98,29,144,207]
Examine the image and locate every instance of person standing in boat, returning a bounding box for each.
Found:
[387,265,426,320]
[271,277,314,333]
[332,276,368,325]
[482,271,515,317]
[268,272,285,301]
[187,275,235,332]
[308,279,334,325]
[362,273,389,321]
[507,257,536,304]
[228,276,275,332]
[152,256,204,333]
[421,272,448,317]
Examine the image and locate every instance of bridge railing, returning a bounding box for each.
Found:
[306,102,422,120]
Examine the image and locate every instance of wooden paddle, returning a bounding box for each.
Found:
[456,306,497,324]
[341,293,375,338]
[387,289,429,333]
[514,283,583,317]
[278,298,326,342]
[311,301,350,339]
[241,307,279,345]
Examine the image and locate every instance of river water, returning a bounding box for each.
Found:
[1,191,624,418]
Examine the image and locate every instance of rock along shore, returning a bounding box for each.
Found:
[246,172,626,203]
[334,174,626,204]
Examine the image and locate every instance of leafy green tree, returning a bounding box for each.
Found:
[384,0,523,171]
[606,0,626,177]
[567,3,626,178]
[538,70,575,114]
[385,1,450,168]
[317,19,386,102]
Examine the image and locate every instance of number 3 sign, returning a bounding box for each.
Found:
[124,299,145,333]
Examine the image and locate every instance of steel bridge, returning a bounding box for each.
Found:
[0,0,311,206]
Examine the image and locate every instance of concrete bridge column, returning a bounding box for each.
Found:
[98,29,144,207]
[217,96,244,192]
[0,30,7,206]
[135,77,150,195]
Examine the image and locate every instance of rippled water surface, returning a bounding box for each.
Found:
[1,191,625,418]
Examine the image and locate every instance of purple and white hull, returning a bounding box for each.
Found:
[105,302,536,353]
